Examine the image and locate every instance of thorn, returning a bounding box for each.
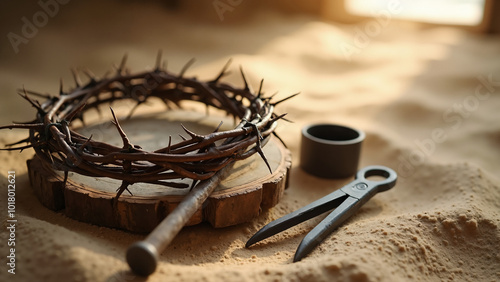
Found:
[272,132,288,148]
[9,118,40,125]
[179,134,187,141]
[211,58,232,83]
[61,120,72,143]
[248,122,263,141]
[161,98,172,110]
[78,134,93,153]
[245,121,270,172]
[269,113,288,124]
[66,103,87,122]
[155,50,163,71]
[115,181,133,200]
[5,137,30,147]
[167,135,172,153]
[264,91,279,101]
[109,107,132,149]
[71,68,82,87]
[117,53,128,75]
[76,113,86,126]
[19,88,45,113]
[239,66,249,91]
[154,180,190,189]
[126,102,141,120]
[47,151,55,165]
[59,78,64,95]
[257,79,264,98]
[256,145,272,174]
[18,89,51,99]
[179,58,196,78]
[180,124,202,140]
[102,70,111,79]
[82,68,97,81]
[213,121,223,133]
[189,179,199,191]
[63,170,69,188]
[0,123,44,131]
[0,144,34,151]
[272,92,300,106]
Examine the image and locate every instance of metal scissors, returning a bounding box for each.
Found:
[246,165,397,262]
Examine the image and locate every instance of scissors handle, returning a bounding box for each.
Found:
[356,165,397,192]
[341,165,397,202]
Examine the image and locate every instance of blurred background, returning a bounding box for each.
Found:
[0,0,316,124]
[0,0,498,125]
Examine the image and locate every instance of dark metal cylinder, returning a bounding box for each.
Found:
[300,124,365,179]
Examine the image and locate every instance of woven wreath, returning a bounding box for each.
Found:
[1,53,296,199]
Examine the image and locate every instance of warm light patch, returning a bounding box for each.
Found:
[346,0,485,26]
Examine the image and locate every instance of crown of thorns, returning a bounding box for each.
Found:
[1,53,296,199]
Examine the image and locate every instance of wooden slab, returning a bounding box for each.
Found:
[27,109,291,232]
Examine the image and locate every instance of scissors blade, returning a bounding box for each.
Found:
[246,189,349,248]
[293,196,360,262]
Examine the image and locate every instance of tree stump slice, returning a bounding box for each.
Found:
[26,109,291,232]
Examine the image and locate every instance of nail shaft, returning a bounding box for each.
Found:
[126,163,233,276]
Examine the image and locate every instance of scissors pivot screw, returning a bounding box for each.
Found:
[355,183,368,190]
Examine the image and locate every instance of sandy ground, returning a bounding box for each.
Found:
[1,1,500,281]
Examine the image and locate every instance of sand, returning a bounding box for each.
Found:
[1,1,500,281]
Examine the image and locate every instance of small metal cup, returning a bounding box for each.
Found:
[300,124,365,179]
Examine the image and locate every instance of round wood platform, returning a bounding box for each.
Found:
[27,109,291,232]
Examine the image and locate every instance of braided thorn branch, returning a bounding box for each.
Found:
[0,53,296,199]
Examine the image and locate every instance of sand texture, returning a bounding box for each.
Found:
[0,1,499,281]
